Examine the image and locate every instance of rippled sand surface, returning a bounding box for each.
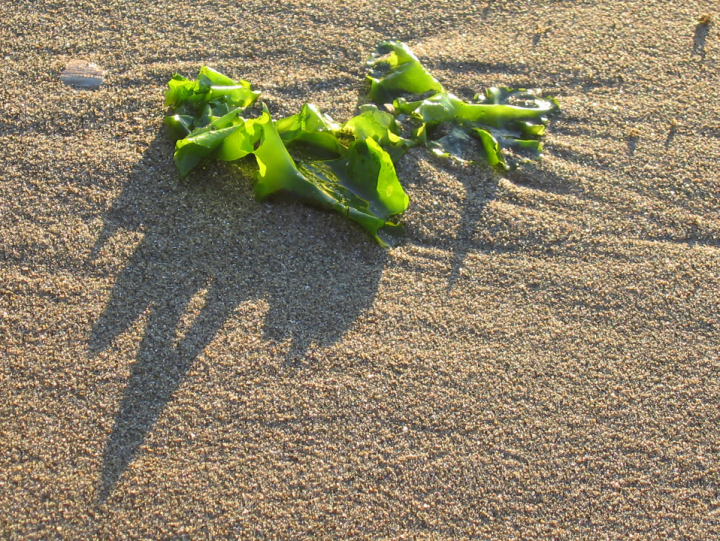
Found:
[2,1,719,538]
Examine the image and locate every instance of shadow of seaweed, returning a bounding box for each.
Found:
[396,149,499,288]
[626,135,638,156]
[91,133,386,501]
[444,172,498,288]
[481,0,495,20]
[664,125,677,149]
[693,22,710,59]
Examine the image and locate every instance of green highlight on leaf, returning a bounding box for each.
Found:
[341,104,417,162]
[366,41,445,105]
[254,107,408,246]
[275,104,345,158]
[164,41,559,245]
[394,88,558,169]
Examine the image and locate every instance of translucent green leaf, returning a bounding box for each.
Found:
[341,104,416,161]
[173,108,244,176]
[163,114,195,140]
[164,74,196,108]
[275,103,345,158]
[175,125,240,177]
[164,69,260,130]
[252,110,314,202]
[254,108,408,246]
[337,136,408,219]
[398,92,556,130]
[197,66,237,87]
[470,129,505,169]
[366,41,445,105]
[394,90,557,169]
[215,117,263,162]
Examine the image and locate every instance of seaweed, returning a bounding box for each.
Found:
[164,41,559,245]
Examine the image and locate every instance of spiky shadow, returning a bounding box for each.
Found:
[91,133,386,501]
[396,149,499,288]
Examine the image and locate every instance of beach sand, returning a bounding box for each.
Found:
[1,0,719,538]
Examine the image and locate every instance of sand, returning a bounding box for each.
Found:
[1,0,719,538]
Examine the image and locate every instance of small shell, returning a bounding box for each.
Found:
[60,60,104,89]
